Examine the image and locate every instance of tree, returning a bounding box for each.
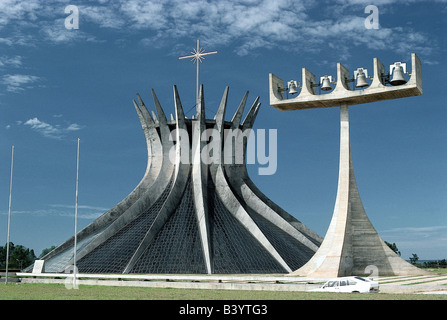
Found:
[422,259,447,268]
[1,242,37,270]
[39,246,56,259]
[0,245,5,269]
[409,253,419,265]
[385,241,401,256]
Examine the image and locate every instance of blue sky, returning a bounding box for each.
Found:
[0,0,446,261]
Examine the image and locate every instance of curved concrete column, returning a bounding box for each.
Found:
[211,93,292,272]
[123,85,191,273]
[224,99,322,247]
[40,94,165,264]
[192,85,213,274]
[211,164,292,272]
[65,90,176,267]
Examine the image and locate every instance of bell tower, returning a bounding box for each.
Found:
[270,53,428,277]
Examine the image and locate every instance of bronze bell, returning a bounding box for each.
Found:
[355,68,369,88]
[389,62,407,86]
[320,75,333,91]
[288,80,299,95]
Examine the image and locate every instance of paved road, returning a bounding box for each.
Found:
[378,275,447,294]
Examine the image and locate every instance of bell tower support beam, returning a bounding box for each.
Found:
[292,105,427,277]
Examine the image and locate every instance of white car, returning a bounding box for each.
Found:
[312,276,379,293]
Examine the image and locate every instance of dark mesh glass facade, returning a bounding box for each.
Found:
[76,179,173,273]
[130,180,207,274]
[72,173,316,274]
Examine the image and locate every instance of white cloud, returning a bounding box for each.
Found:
[0,0,40,27]
[109,0,436,58]
[40,19,99,44]
[24,117,59,137]
[0,55,23,67]
[22,117,84,139]
[66,123,83,131]
[50,204,109,211]
[381,225,447,235]
[78,4,125,29]
[2,74,40,92]
[0,203,108,220]
[380,225,447,259]
[0,0,439,60]
[119,0,167,29]
[49,204,108,219]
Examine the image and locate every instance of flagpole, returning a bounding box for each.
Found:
[5,145,14,285]
[73,138,80,288]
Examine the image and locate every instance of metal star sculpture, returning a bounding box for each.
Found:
[179,39,217,106]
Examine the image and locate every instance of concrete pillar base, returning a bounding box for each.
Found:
[291,105,428,277]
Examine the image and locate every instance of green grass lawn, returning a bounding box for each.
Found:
[0,283,446,300]
[427,268,447,275]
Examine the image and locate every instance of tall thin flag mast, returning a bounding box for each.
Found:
[73,138,80,289]
[178,39,217,107]
[5,145,14,285]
